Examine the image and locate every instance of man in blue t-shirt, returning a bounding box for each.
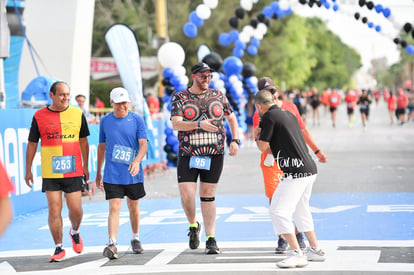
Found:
[96,87,148,260]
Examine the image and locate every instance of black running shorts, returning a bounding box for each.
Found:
[103,182,146,200]
[42,177,83,193]
[177,155,224,184]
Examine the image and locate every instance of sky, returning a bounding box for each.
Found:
[289,0,414,71]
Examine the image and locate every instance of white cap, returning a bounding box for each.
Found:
[110,87,130,103]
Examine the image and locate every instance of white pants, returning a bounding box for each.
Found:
[269,174,317,235]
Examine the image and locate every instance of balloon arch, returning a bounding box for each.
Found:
[158,0,414,166]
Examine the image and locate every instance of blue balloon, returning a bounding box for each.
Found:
[250,37,260,47]
[162,67,174,78]
[232,47,244,58]
[247,45,258,56]
[382,8,391,18]
[170,75,181,87]
[324,2,330,9]
[189,11,204,27]
[218,33,231,46]
[375,25,381,32]
[228,30,240,42]
[276,9,285,18]
[263,6,273,18]
[270,2,280,13]
[368,22,374,28]
[235,40,246,50]
[222,56,243,75]
[333,4,339,11]
[374,4,383,14]
[406,45,414,54]
[183,22,197,38]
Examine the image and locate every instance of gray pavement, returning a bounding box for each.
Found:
[2,100,413,274]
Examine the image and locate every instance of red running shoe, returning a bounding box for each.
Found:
[49,246,65,262]
[70,231,84,253]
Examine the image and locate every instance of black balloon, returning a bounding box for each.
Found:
[299,0,307,4]
[257,13,265,23]
[161,78,170,86]
[167,152,177,162]
[403,23,412,33]
[165,85,175,95]
[202,52,223,72]
[366,1,374,10]
[250,19,258,28]
[264,18,270,27]
[164,144,172,153]
[235,7,245,19]
[229,16,239,29]
[242,62,257,78]
[362,17,368,24]
[393,38,400,45]
[316,1,322,7]
[308,1,314,8]
[412,30,414,39]
[354,13,360,20]
[400,40,408,48]
[358,0,366,7]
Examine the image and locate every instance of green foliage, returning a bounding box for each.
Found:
[92,1,362,91]
[89,80,121,106]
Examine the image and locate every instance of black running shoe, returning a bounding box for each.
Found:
[188,221,201,249]
[296,232,307,250]
[205,237,220,254]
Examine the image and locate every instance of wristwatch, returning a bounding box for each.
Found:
[231,139,241,145]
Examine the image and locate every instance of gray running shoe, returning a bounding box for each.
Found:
[103,244,119,260]
[296,232,307,250]
[275,237,288,254]
[188,221,201,249]
[131,239,144,254]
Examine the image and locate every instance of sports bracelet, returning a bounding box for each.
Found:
[314,149,320,154]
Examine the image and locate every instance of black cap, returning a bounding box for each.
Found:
[191,62,215,74]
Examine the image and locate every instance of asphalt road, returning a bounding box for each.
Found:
[1,100,413,274]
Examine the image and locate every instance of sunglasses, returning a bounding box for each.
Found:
[197,74,212,80]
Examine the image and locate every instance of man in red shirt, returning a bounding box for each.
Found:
[344,89,357,128]
[0,161,14,237]
[396,88,408,125]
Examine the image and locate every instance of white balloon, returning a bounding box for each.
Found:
[173,65,186,76]
[211,72,220,80]
[242,25,255,36]
[219,87,227,95]
[239,31,251,43]
[196,4,211,20]
[279,0,290,10]
[203,0,218,9]
[214,79,225,89]
[157,42,185,68]
[253,30,264,40]
[240,0,253,11]
[179,75,189,86]
[256,23,268,35]
[229,75,239,84]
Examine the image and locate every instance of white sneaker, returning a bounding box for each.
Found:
[276,250,308,268]
[305,247,326,262]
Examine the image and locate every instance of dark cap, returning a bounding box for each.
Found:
[191,62,215,74]
[257,77,276,91]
